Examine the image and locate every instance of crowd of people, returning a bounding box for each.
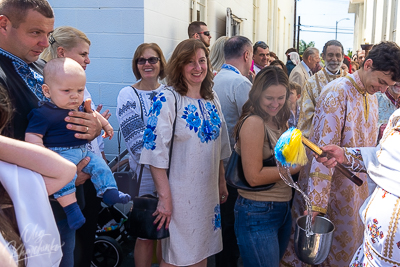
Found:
[1,1,400,267]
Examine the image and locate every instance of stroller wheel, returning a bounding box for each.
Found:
[91,235,124,267]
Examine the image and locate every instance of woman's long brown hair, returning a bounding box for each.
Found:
[0,85,25,267]
[233,66,291,140]
[166,39,214,100]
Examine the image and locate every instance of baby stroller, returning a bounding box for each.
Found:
[91,202,129,267]
[91,148,135,267]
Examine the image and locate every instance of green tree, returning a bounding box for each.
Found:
[347,48,353,59]
[299,40,315,55]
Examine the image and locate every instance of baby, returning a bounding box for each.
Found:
[25,58,131,230]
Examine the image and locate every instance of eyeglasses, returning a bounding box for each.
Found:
[197,31,211,37]
[137,57,160,65]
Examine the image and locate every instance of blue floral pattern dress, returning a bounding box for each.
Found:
[140,88,231,265]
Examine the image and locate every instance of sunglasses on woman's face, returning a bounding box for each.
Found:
[197,31,210,36]
[137,57,160,65]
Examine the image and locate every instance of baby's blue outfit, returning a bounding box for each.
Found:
[26,101,117,199]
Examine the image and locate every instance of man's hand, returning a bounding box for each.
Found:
[247,70,255,83]
[65,99,102,141]
[315,144,347,168]
[377,123,387,143]
[304,210,320,223]
[75,157,91,186]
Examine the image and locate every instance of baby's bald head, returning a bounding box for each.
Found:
[43,57,86,85]
[42,58,87,110]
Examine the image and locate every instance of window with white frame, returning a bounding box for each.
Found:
[226,7,242,37]
[253,0,259,42]
[190,0,207,22]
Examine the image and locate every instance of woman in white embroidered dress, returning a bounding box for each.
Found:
[140,39,231,267]
[116,43,167,267]
[316,109,400,267]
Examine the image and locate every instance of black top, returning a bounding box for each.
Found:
[0,53,46,140]
[27,102,87,147]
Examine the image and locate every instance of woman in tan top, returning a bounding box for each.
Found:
[233,67,300,267]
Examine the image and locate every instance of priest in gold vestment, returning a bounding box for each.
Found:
[281,42,400,267]
[297,40,345,138]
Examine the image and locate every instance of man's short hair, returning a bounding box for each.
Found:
[289,81,302,95]
[0,0,53,28]
[364,41,400,82]
[303,47,319,61]
[188,21,207,38]
[224,36,252,61]
[253,41,269,54]
[322,40,344,56]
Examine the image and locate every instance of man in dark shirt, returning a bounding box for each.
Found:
[0,1,102,266]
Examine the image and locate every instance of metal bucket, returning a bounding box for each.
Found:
[294,215,335,265]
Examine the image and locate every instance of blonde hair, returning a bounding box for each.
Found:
[40,26,91,62]
[209,36,229,72]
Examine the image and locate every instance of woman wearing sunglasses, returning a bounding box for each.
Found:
[116,43,167,267]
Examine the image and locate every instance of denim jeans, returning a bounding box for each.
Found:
[234,196,292,267]
[57,218,76,267]
[49,145,117,198]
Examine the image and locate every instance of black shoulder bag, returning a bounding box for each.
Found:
[225,115,276,191]
[128,87,177,240]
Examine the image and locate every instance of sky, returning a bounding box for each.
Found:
[297,0,355,54]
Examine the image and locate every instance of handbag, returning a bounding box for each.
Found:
[128,88,177,240]
[225,115,276,191]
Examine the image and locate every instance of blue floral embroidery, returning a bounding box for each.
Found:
[143,128,157,150]
[0,48,47,101]
[147,116,158,128]
[210,111,221,126]
[182,100,222,143]
[143,93,166,150]
[213,204,221,231]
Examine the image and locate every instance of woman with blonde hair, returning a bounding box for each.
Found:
[40,26,91,65]
[210,36,229,74]
[140,39,231,267]
[40,26,108,267]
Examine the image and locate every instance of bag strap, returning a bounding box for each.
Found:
[131,86,144,121]
[236,114,274,156]
[131,86,146,194]
[235,114,252,143]
[166,88,178,177]
[263,125,274,156]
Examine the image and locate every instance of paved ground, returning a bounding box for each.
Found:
[100,203,239,267]
[119,237,217,267]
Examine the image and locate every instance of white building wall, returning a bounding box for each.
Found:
[350,0,400,54]
[49,0,145,156]
[48,0,294,157]
[144,0,190,57]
